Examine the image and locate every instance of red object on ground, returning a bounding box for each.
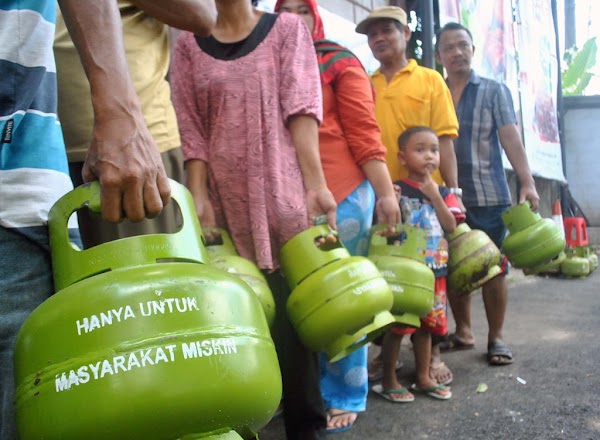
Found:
[564,217,589,247]
[552,199,565,239]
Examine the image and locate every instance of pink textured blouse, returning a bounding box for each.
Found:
[171,13,322,270]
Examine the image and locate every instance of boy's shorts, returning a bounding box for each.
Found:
[465,205,510,274]
[391,277,448,337]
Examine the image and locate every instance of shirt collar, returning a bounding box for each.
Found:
[402,177,421,189]
[445,69,481,86]
[468,69,481,85]
[372,59,417,79]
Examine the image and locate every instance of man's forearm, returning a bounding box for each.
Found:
[58,0,140,121]
[59,0,171,222]
[499,124,536,186]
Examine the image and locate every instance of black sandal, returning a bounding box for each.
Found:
[487,340,514,366]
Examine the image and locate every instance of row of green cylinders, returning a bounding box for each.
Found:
[15,181,510,439]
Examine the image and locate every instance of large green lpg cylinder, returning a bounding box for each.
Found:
[446,223,502,295]
[13,181,281,440]
[280,225,395,362]
[502,201,566,269]
[368,225,435,328]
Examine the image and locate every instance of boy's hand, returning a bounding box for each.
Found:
[419,170,439,200]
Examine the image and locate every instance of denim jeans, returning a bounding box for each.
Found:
[0,226,54,439]
[0,225,80,439]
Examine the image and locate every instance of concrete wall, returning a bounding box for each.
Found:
[563,96,600,226]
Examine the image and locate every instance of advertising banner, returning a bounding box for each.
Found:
[440,0,565,180]
[514,0,565,180]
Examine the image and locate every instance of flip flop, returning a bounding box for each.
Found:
[326,410,357,433]
[429,361,453,386]
[411,383,452,400]
[371,384,415,403]
[439,334,475,352]
[487,340,514,366]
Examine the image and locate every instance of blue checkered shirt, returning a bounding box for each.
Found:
[453,70,516,208]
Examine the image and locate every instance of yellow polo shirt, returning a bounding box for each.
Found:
[54,1,180,162]
[371,59,459,182]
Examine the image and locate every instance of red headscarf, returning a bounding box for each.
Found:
[274,0,325,41]
[274,0,367,88]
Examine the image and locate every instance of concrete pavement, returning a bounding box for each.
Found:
[259,262,600,439]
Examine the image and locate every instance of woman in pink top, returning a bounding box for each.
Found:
[170,0,336,439]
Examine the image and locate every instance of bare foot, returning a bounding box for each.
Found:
[326,408,357,432]
[368,355,403,382]
[429,361,453,385]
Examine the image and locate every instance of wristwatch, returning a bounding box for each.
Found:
[449,187,463,197]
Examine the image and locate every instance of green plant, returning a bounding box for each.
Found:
[562,36,597,96]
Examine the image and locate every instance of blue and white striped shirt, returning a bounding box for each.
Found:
[453,70,516,208]
[0,1,73,229]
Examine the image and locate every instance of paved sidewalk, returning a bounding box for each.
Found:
[259,266,600,439]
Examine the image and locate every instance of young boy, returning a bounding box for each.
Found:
[372,126,465,402]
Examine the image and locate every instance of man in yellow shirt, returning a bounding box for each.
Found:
[356,6,461,400]
[356,6,459,187]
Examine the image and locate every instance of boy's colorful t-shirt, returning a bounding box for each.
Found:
[395,179,465,277]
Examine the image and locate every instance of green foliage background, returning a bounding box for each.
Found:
[562,37,597,96]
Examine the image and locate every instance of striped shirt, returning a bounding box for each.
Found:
[0,1,73,229]
[453,70,516,207]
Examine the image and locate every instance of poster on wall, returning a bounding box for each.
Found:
[514,0,565,181]
[439,0,565,181]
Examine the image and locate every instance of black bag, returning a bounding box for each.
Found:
[560,184,590,225]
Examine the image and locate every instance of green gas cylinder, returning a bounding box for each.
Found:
[280,225,395,362]
[206,228,276,327]
[368,225,435,328]
[523,251,566,276]
[561,247,591,278]
[502,201,566,269]
[446,224,502,295]
[575,245,598,273]
[13,181,281,440]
